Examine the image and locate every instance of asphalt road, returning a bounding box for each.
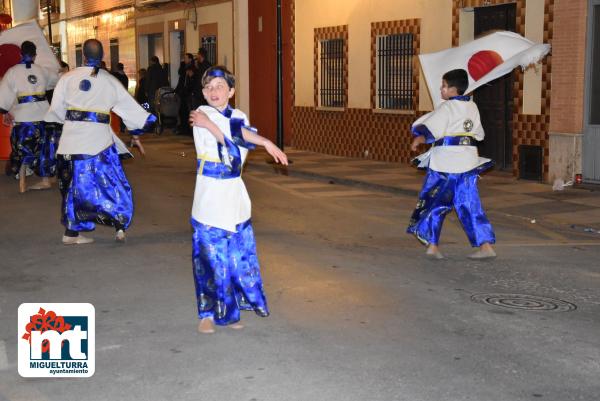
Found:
[1,136,599,401]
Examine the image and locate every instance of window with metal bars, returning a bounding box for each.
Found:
[319,38,345,108]
[376,33,414,110]
[201,35,217,65]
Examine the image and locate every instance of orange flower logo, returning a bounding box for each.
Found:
[21,308,72,353]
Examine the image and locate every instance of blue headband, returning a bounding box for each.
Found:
[207,68,225,78]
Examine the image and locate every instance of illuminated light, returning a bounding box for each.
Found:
[575,174,583,185]
[467,50,503,81]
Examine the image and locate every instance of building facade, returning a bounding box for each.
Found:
[7,0,596,184]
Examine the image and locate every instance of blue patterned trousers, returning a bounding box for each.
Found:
[407,168,495,247]
[192,218,269,326]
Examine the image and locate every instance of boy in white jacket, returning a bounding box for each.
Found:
[408,69,496,260]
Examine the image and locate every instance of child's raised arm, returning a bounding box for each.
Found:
[242,128,288,165]
[189,110,225,144]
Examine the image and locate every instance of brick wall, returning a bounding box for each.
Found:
[549,0,587,134]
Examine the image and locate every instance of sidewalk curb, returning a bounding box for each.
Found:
[246,160,419,197]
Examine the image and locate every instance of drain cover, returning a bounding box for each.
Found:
[471,293,577,312]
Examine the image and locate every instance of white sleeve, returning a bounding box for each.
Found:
[42,65,60,90]
[0,69,17,112]
[44,75,67,123]
[411,104,450,140]
[112,80,151,130]
[471,107,485,141]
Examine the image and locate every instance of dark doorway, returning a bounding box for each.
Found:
[474,3,516,171]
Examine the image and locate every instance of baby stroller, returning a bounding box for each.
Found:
[154,87,180,134]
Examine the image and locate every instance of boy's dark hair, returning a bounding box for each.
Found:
[202,66,235,89]
[442,69,469,95]
[198,48,208,59]
[20,41,36,57]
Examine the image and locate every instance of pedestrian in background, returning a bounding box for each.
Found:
[146,56,168,115]
[175,53,196,135]
[193,48,212,108]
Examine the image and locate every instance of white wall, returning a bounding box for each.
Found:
[10,0,38,24]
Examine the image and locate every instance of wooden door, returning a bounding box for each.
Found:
[248,0,292,145]
[474,3,516,171]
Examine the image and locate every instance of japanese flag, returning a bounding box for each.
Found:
[419,31,551,107]
[0,21,60,86]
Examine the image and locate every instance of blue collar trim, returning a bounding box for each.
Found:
[449,95,470,101]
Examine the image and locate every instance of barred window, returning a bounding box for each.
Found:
[319,38,345,108]
[201,35,217,65]
[376,33,414,110]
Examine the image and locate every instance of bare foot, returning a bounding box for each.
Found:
[29,178,52,190]
[425,244,444,259]
[468,243,496,260]
[197,318,215,334]
[229,322,244,330]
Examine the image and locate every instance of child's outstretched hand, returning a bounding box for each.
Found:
[264,140,288,165]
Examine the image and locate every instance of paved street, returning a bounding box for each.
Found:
[1,134,599,401]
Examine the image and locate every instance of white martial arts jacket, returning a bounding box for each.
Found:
[0,63,58,122]
[412,97,490,174]
[45,67,150,156]
[192,106,252,232]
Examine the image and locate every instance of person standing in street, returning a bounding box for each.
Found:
[193,48,212,108]
[146,56,168,115]
[0,40,59,192]
[45,39,156,245]
[407,69,496,260]
[188,66,288,333]
[175,53,197,135]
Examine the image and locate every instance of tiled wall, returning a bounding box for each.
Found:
[292,17,422,163]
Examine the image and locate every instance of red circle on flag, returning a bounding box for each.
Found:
[467,50,504,81]
[0,44,22,78]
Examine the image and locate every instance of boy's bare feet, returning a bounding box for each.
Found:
[29,178,52,190]
[468,243,496,260]
[425,244,444,259]
[198,317,215,334]
[229,322,244,330]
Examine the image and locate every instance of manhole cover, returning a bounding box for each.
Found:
[471,293,577,312]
